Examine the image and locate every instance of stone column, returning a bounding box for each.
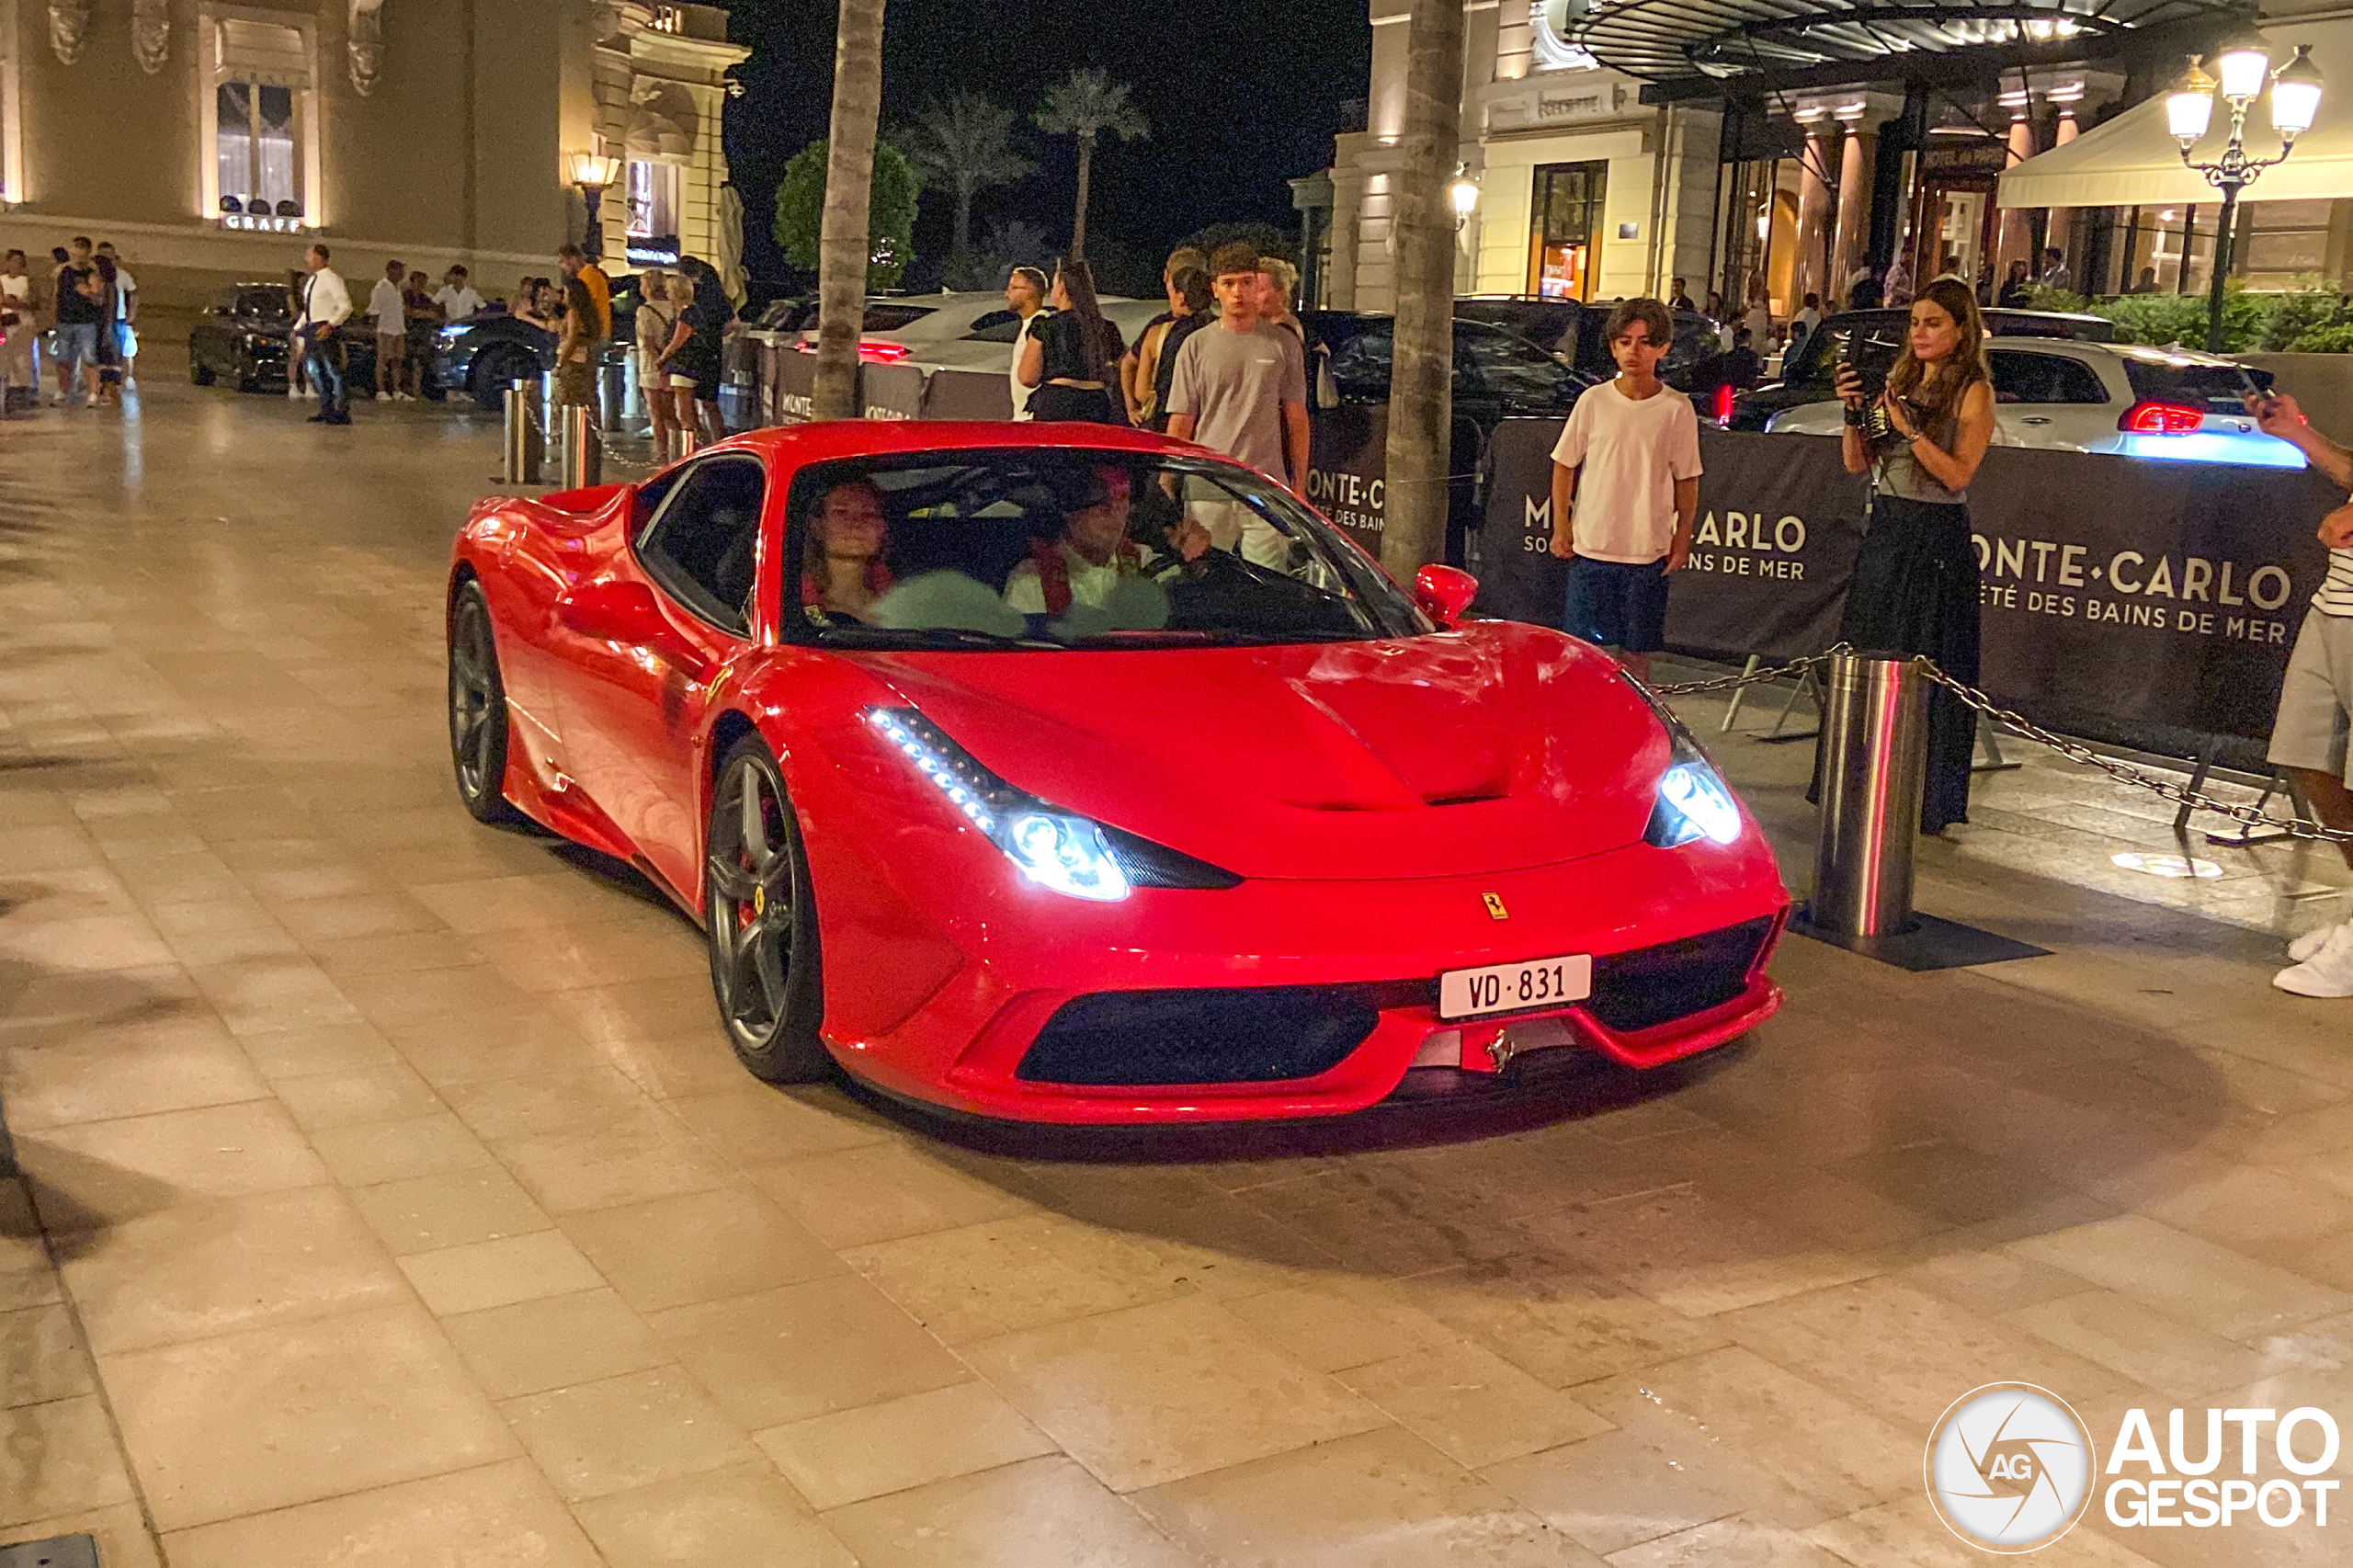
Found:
[1830,124,1872,302]
[1792,129,1832,312]
[1994,115,2039,278]
[2044,110,2079,280]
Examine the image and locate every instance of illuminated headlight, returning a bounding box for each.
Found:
[866,707,1237,902]
[1621,674,1746,849]
[1652,761,1743,846]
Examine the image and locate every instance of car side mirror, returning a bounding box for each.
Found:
[558,579,715,678]
[1414,563,1478,625]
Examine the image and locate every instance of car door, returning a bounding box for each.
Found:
[552,453,768,902]
[1985,347,2113,450]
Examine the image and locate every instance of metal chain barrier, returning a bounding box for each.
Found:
[1648,644,1847,699]
[1651,646,2353,846]
[1907,657,2353,846]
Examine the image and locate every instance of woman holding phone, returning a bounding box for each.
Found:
[1831,278,1995,833]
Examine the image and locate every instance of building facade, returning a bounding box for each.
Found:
[0,0,746,311]
[1313,0,2308,324]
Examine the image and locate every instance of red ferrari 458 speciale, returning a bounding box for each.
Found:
[445,420,1788,1124]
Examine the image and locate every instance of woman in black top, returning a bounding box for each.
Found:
[87,256,122,405]
[1017,258,1125,424]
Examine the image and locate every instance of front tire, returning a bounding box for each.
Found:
[705,738,829,1083]
[472,347,537,410]
[447,582,521,824]
[189,355,215,387]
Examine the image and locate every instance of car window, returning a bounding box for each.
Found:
[786,449,1427,649]
[863,304,936,334]
[960,310,1026,344]
[635,455,767,635]
[2123,358,2264,413]
[1327,323,1393,401]
[1989,350,2109,405]
[1456,324,1576,410]
[238,288,290,321]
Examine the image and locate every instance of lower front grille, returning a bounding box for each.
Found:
[1016,983,1427,1087]
[1584,916,1775,1034]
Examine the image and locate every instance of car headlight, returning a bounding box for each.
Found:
[866,708,1237,900]
[1621,675,1746,848]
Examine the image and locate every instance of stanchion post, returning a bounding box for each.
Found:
[558,403,600,489]
[1810,650,1927,937]
[502,378,542,484]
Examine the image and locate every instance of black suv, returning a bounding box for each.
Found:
[1724,307,2116,432]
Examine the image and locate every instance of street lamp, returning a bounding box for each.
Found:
[1449,166,1481,230]
[568,151,621,262]
[2168,39,2325,351]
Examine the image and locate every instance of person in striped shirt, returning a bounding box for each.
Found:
[2249,386,2353,995]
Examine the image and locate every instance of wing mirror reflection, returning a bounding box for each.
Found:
[1414,563,1478,625]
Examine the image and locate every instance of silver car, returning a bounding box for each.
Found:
[1766,338,2299,469]
[795,290,1167,376]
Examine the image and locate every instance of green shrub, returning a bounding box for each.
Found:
[2093,290,2211,348]
[2288,322,2353,354]
[773,140,921,290]
[2019,285,2088,313]
[2262,283,2350,350]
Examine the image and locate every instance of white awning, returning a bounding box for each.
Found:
[2000,20,2353,209]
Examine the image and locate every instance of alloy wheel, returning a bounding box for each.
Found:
[447,596,500,803]
[707,756,798,1045]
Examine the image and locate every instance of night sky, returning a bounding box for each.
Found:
[722,0,1371,294]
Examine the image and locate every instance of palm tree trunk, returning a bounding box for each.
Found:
[813,0,889,422]
[1071,134,1094,261]
[1381,0,1463,580]
[951,180,973,271]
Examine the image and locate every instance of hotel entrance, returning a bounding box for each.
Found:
[1907,138,2006,290]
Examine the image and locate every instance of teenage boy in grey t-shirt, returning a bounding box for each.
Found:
[1166,244,1311,569]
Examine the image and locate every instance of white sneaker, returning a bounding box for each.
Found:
[2276,924,2353,997]
[2289,919,2348,964]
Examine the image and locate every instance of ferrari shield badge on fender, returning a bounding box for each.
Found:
[1483,892,1508,921]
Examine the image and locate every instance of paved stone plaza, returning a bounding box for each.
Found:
[5,381,2353,1566]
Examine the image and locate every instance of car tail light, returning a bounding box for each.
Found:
[2120,400,2203,434]
[1712,382,1734,426]
[858,342,911,364]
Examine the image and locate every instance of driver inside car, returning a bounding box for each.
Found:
[1004,464,1212,617]
[800,477,896,623]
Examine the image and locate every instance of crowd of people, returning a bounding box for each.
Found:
[0,236,142,414]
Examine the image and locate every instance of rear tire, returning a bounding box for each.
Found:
[189,357,215,387]
[704,737,830,1084]
[446,582,521,824]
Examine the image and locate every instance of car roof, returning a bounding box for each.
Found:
[1981,337,2244,369]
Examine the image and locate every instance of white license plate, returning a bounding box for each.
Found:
[1438,954,1593,1020]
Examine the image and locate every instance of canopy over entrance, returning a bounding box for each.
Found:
[1569,0,2250,98]
[2000,20,2353,207]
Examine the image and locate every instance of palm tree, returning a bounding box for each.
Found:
[1381,0,1464,579]
[903,92,1035,282]
[1033,70,1148,261]
[813,0,890,422]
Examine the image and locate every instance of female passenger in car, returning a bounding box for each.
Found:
[1828,276,1994,835]
[800,478,896,622]
[1004,465,1209,616]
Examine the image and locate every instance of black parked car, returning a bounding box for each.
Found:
[188,282,379,394]
[1722,306,2117,431]
[1454,295,1722,388]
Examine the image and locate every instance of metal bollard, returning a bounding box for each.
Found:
[555,403,601,489]
[1811,650,1928,938]
[502,379,542,484]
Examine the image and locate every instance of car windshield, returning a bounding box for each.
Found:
[790,449,1430,651]
[237,288,291,322]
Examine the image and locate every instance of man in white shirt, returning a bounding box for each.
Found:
[1546,298,1702,682]
[0,250,32,413]
[294,243,353,425]
[433,266,484,324]
[1004,465,1208,618]
[369,259,410,402]
[1005,267,1048,421]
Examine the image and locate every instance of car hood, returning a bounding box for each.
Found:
[851,621,1671,881]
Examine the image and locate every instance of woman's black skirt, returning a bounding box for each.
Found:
[1825,493,1984,834]
[1029,382,1118,424]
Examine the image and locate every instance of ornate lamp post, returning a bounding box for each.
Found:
[2167,37,2324,351]
[568,152,622,263]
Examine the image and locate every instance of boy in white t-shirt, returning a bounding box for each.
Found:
[1547,297,1702,681]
